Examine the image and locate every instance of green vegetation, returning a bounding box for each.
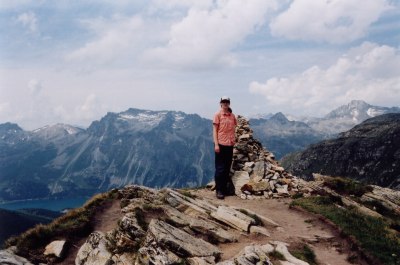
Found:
[291,192,304,199]
[4,190,118,262]
[291,244,317,265]
[291,196,400,265]
[237,208,263,227]
[177,189,197,199]
[268,250,286,261]
[347,254,359,264]
[323,176,373,197]
[133,207,148,230]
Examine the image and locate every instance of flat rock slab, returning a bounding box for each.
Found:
[164,205,237,243]
[0,248,34,265]
[148,219,221,258]
[44,240,66,258]
[75,231,113,265]
[232,171,250,195]
[210,206,255,232]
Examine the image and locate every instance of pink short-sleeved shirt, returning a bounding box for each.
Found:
[213,110,237,146]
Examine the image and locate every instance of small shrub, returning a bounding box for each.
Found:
[347,254,359,264]
[134,207,148,230]
[323,176,373,197]
[291,244,317,265]
[268,250,286,261]
[178,190,197,199]
[292,192,304,199]
[238,209,263,227]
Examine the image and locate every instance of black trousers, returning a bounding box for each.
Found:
[214,144,233,194]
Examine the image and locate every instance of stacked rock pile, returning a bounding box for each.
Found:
[230,116,301,199]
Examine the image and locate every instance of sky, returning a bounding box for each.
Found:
[0,0,399,130]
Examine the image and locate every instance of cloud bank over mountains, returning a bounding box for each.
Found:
[0,0,399,129]
[249,42,400,115]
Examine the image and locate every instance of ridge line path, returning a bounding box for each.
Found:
[59,198,122,265]
[194,189,368,265]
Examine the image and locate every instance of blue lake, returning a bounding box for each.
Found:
[0,196,90,212]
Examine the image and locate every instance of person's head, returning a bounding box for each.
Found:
[220,96,231,111]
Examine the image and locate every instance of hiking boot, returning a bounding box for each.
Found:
[216,191,224,200]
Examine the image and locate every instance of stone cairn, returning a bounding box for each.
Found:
[229,115,301,199]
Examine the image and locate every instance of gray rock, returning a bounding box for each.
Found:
[75,231,113,265]
[244,162,255,168]
[210,206,255,232]
[232,171,250,195]
[0,248,33,265]
[248,180,270,192]
[271,241,309,265]
[146,219,221,258]
[249,226,270,236]
[164,205,237,243]
[251,161,265,180]
[44,240,66,258]
[187,256,216,265]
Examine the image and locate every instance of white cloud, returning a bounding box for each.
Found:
[16,11,38,33]
[0,102,11,117]
[270,0,391,44]
[65,15,146,65]
[150,0,213,9]
[65,0,279,70]
[146,0,279,68]
[249,42,400,116]
[74,94,106,122]
[28,79,42,96]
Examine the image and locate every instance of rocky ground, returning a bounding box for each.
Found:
[194,189,364,265]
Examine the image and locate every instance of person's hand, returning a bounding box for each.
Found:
[214,144,220,153]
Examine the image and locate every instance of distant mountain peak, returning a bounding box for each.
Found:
[0,122,23,132]
[33,124,82,135]
[348,100,370,108]
[270,112,289,123]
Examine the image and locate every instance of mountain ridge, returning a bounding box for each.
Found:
[281,113,400,189]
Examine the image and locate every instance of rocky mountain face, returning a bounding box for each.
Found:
[281,113,400,189]
[0,109,213,201]
[306,100,400,135]
[249,100,400,159]
[2,101,399,202]
[249,113,325,159]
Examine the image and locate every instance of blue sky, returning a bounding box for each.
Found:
[1,0,399,129]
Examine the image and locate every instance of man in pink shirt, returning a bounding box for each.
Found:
[213,96,237,199]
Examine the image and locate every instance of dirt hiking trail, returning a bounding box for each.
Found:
[194,189,368,265]
[58,199,122,265]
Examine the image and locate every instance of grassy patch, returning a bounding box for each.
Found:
[323,176,373,197]
[291,196,400,265]
[268,250,286,261]
[4,190,116,263]
[291,192,304,199]
[291,244,317,265]
[177,189,197,199]
[237,209,263,227]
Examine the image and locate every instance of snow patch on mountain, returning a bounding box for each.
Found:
[367,108,385,117]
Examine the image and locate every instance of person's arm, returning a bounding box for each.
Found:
[213,123,220,153]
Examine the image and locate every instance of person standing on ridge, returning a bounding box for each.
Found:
[213,96,237,199]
